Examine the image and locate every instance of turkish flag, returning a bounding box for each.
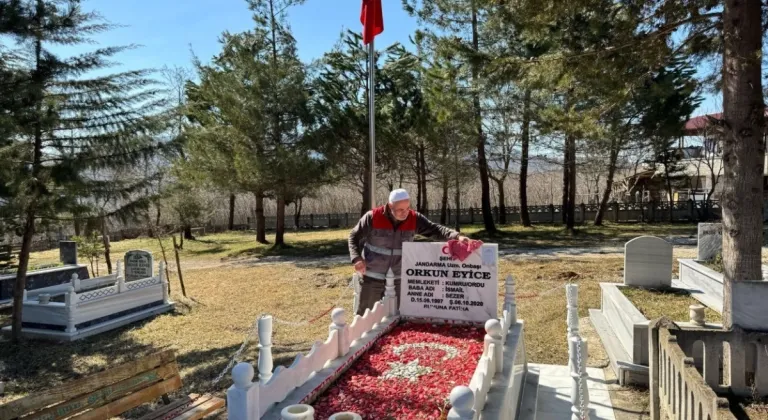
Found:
[361,0,383,45]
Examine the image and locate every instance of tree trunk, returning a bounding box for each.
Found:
[155,203,162,228]
[12,24,44,342]
[721,0,765,329]
[294,198,302,229]
[455,162,462,233]
[275,195,286,246]
[440,175,449,225]
[228,193,236,230]
[665,171,674,223]
[254,190,268,244]
[12,213,35,342]
[565,133,577,232]
[496,179,507,224]
[419,144,428,212]
[183,225,193,240]
[562,137,570,225]
[101,216,112,274]
[415,148,423,213]
[74,218,81,237]
[519,89,532,227]
[471,3,496,233]
[595,136,619,226]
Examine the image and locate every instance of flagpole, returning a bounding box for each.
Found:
[368,39,376,209]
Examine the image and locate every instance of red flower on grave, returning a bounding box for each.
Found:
[312,322,484,419]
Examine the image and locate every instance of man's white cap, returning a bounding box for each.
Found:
[388,188,410,204]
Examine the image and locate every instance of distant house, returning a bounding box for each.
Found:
[615,112,768,203]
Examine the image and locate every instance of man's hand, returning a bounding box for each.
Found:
[457,235,470,243]
[353,259,366,275]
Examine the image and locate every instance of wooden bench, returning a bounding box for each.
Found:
[0,349,224,420]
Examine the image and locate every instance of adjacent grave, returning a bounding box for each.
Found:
[697,223,722,261]
[400,242,499,323]
[58,241,78,265]
[623,236,672,288]
[124,250,153,281]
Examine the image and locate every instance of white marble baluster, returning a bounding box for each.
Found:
[484,319,503,373]
[70,273,81,291]
[385,269,398,316]
[447,386,476,420]
[64,286,77,333]
[504,275,517,325]
[258,315,274,384]
[330,308,349,357]
[228,362,259,420]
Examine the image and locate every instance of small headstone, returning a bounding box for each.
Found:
[59,241,78,265]
[624,236,672,288]
[124,250,154,281]
[697,223,722,261]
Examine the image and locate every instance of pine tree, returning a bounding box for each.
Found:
[309,31,407,214]
[404,0,497,232]
[0,0,167,342]
[186,0,323,246]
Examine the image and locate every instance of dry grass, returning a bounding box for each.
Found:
[0,224,702,417]
[620,287,721,324]
[0,255,622,407]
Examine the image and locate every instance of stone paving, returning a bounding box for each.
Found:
[520,363,617,420]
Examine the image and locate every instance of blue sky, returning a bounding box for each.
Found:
[61,0,718,115]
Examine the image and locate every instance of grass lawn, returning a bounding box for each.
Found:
[620,287,721,323]
[24,222,696,273]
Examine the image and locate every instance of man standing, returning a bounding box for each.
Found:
[348,189,469,315]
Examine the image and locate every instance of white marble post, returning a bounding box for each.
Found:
[228,362,259,420]
[352,273,362,315]
[566,284,579,339]
[504,275,517,325]
[484,319,504,373]
[64,286,77,333]
[328,413,362,420]
[159,261,169,303]
[22,289,28,302]
[280,404,314,420]
[116,260,123,279]
[70,273,81,291]
[569,336,590,420]
[117,267,125,294]
[330,308,350,357]
[447,386,476,420]
[258,315,274,385]
[385,269,397,316]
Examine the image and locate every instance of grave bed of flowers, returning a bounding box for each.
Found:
[312,321,485,419]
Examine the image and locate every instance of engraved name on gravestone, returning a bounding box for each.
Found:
[124,250,153,281]
[697,223,722,261]
[400,242,498,323]
[624,236,672,288]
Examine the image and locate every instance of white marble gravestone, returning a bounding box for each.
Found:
[697,223,722,261]
[400,242,498,323]
[124,250,154,281]
[624,236,672,288]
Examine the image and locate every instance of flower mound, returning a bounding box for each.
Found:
[313,322,484,419]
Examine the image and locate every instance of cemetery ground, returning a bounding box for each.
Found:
[1,223,767,419]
